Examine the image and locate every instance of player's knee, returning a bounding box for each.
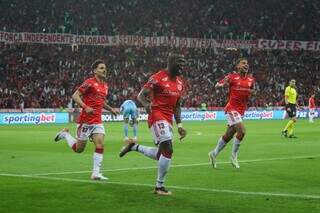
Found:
[75,147,85,153]
[161,149,173,158]
[95,143,104,149]
[160,141,173,158]
[222,134,232,143]
[236,132,245,141]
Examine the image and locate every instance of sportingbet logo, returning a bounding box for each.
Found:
[244,111,273,119]
[3,113,56,124]
[181,111,217,121]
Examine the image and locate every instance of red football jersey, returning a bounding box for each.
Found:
[77,77,108,124]
[309,96,315,109]
[219,73,255,115]
[144,70,184,127]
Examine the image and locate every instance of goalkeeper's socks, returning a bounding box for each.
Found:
[156,154,171,188]
[132,144,158,160]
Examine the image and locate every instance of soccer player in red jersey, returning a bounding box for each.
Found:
[308,93,316,123]
[54,59,118,180]
[119,54,187,195]
[209,58,255,169]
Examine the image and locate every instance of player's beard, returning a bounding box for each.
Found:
[97,73,107,82]
[239,67,248,75]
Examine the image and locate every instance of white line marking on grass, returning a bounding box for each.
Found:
[195,131,203,135]
[0,173,319,200]
[29,154,320,176]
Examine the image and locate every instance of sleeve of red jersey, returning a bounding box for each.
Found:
[144,74,158,90]
[78,79,91,94]
[218,74,231,84]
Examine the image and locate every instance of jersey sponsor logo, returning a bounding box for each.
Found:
[162,77,168,81]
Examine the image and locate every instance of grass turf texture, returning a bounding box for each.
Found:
[0,120,319,213]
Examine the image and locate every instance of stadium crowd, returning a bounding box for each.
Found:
[0,43,319,109]
[1,0,319,109]
[1,0,319,40]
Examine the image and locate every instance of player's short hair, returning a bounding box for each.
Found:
[236,58,248,66]
[168,53,186,65]
[91,59,105,70]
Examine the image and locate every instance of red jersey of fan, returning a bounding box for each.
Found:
[309,96,315,109]
[144,70,184,127]
[219,73,255,116]
[77,77,108,124]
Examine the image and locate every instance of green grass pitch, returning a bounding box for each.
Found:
[0,119,319,213]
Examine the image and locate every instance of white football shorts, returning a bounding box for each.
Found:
[225,111,243,126]
[76,123,105,141]
[150,120,173,145]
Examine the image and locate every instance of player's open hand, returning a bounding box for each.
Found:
[85,106,95,114]
[178,127,187,141]
[110,108,119,116]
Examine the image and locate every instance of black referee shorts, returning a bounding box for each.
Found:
[286,103,296,118]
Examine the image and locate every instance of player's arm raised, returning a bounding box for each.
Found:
[72,90,94,114]
[137,87,152,114]
[104,101,118,116]
[174,98,187,141]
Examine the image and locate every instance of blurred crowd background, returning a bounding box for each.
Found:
[1,0,319,109]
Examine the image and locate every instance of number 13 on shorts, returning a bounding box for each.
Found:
[151,120,173,145]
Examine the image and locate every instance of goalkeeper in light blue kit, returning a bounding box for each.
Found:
[120,100,139,141]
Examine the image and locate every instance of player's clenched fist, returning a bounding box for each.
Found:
[178,127,187,141]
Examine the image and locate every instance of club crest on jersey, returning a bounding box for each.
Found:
[162,77,168,82]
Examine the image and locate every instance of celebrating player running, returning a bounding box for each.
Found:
[209,58,255,169]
